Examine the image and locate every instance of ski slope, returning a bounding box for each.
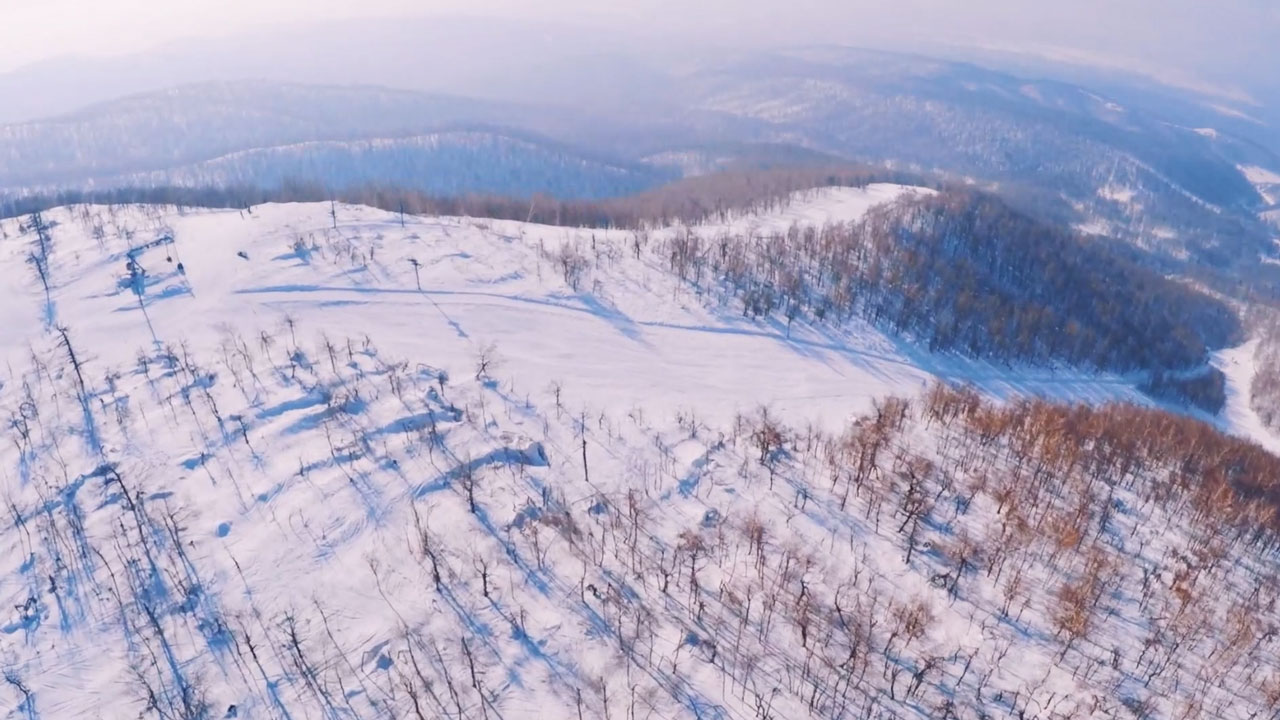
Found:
[0,187,1274,718]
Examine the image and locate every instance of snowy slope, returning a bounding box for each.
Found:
[694,184,933,237]
[1240,165,1280,207]
[0,186,1151,434]
[0,187,1276,719]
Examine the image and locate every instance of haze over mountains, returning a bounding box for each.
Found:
[5,34,1279,269]
[4,7,1280,720]
[3,12,1278,130]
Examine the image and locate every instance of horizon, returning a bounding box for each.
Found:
[3,2,1275,104]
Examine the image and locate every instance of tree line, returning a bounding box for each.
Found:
[0,165,936,228]
[660,189,1241,377]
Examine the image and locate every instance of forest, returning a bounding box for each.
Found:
[0,166,934,227]
[653,189,1241,379]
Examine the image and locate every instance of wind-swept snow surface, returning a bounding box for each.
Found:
[0,186,1141,433]
[0,190,1276,718]
[697,183,935,236]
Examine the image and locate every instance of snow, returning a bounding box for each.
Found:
[696,183,934,237]
[1240,164,1280,205]
[697,78,854,123]
[6,131,661,202]
[1074,218,1111,236]
[1212,340,1280,456]
[0,185,1122,440]
[1209,102,1265,124]
[0,187,1273,718]
[1098,184,1137,205]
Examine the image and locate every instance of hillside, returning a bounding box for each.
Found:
[4,61,1279,280]
[1,191,1279,718]
[89,132,669,201]
[682,49,1278,265]
[0,84,655,198]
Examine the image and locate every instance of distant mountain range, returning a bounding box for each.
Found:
[3,44,1279,275]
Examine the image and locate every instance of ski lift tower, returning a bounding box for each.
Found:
[123,232,179,295]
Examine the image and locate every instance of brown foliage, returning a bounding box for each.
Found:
[933,383,1280,540]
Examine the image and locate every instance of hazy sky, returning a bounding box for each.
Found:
[2,0,1276,99]
[0,0,438,69]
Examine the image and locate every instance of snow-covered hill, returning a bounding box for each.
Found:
[1,187,1277,719]
[0,185,1154,433]
[13,131,668,203]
